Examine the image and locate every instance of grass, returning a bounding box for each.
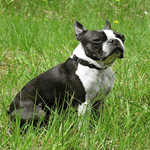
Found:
[0,0,150,149]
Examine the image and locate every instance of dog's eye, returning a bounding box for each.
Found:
[121,36,125,43]
[92,39,102,47]
[118,35,125,43]
[92,39,101,43]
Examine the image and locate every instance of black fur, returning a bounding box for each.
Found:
[8,58,86,127]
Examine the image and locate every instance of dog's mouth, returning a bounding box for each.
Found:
[100,44,124,61]
[113,47,124,58]
[101,46,124,65]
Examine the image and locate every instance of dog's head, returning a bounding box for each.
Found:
[74,19,125,66]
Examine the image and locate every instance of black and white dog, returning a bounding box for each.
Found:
[7,19,125,127]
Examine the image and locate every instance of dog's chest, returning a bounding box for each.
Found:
[75,64,115,101]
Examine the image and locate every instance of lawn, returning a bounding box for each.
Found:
[0,0,150,149]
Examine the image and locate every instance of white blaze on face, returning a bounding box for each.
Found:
[102,30,125,54]
[102,30,116,54]
[103,30,116,39]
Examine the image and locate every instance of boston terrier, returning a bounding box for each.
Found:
[7,19,125,127]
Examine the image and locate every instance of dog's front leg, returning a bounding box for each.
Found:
[91,98,105,122]
[78,100,91,131]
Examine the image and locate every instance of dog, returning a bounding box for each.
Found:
[7,19,125,128]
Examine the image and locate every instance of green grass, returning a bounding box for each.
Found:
[0,0,150,149]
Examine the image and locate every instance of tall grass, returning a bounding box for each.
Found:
[0,0,150,149]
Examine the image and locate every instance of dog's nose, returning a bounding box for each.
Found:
[108,39,120,45]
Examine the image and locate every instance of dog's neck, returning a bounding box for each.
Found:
[70,43,111,69]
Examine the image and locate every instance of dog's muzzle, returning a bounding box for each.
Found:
[107,38,125,58]
[100,38,125,61]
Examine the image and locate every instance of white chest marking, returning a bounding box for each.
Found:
[76,64,115,103]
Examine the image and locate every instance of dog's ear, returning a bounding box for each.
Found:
[74,20,88,41]
[104,19,111,29]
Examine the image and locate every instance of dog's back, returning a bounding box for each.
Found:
[7,58,86,127]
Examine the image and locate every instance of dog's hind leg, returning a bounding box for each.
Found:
[8,101,46,127]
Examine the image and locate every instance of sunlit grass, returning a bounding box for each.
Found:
[0,0,150,149]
